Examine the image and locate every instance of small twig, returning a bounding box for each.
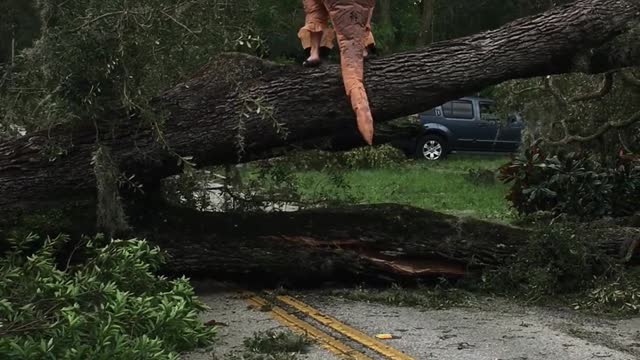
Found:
[161,0,200,14]
[514,85,545,95]
[64,237,87,272]
[66,11,127,33]
[31,84,62,117]
[161,10,201,36]
[56,0,74,8]
[618,131,632,153]
[1,302,61,336]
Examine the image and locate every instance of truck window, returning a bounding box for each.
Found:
[479,102,500,121]
[442,100,474,119]
[423,108,436,115]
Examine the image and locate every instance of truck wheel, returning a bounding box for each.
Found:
[416,135,448,161]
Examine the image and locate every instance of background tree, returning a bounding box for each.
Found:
[0,0,39,65]
[416,0,434,47]
[1,0,265,133]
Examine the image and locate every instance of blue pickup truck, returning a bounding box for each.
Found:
[391,96,524,160]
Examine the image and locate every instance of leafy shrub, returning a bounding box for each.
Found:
[0,234,215,359]
[481,224,610,301]
[499,147,640,218]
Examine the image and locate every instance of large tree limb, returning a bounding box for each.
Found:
[137,203,640,281]
[5,202,637,281]
[1,0,640,212]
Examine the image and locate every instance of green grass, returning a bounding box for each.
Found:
[225,330,312,360]
[243,330,311,354]
[297,154,514,221]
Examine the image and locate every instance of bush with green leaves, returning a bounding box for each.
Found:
[480,223,611,302]
[499,147,640,218]
[0,233,215,359]
[478,221,640,315]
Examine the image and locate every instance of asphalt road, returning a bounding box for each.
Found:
[300,293,640,360]
[182,284,339,360]
[183,283,640,360]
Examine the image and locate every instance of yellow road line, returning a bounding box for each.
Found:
[246,294,373,360]
[278,295,415,360]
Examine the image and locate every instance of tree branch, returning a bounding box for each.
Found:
[546,110,640,145]
[544,76,569,108]
[160,10,200,36]
[570,72,615,102]
[621,69,640,87]
[543,72,616,106]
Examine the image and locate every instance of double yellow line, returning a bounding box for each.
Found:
[245,293,414,360]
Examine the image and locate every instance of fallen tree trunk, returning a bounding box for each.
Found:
[2,200,637,281]
[133,203,640,282]
[1,0,640,212]
[247,118,424,159]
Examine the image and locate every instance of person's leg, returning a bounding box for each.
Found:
[363,6,376,59]
[325,0,375,144]
[298,0,332,66]
[308,31,323,64]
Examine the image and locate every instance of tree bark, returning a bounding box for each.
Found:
[134,203,639,282]
[1,0,640,212]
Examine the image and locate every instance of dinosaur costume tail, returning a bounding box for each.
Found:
[299,0,376,145]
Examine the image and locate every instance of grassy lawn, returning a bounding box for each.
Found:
[296,154,514,221]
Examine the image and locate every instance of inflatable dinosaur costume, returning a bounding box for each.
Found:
[298,0,376,145]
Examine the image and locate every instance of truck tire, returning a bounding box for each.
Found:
[416,134,448,161]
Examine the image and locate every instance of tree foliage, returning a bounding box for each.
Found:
[494,69,640,158]
[500,147,640,218]
[481,222,640,315]
[0,234,215,359]
[1,0,260,135]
